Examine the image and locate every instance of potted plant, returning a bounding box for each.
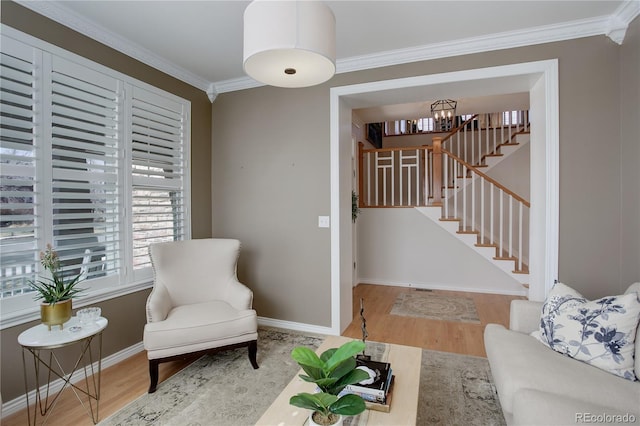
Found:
[29,244,85,330]
[289,340,369,426]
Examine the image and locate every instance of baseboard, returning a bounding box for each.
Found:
[257,316,335,336]
[1,342,145,419]
[2,319,333,419]
[357,278,529,296]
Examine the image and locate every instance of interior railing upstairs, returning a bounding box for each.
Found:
[357,137,530,273]
[442,110,529,168]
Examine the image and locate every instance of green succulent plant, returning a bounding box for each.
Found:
[289,340,369,425]
[28,244,85,304]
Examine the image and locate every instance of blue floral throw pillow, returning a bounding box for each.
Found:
[531,282,640,381]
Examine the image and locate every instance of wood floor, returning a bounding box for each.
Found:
[2,284,520,426]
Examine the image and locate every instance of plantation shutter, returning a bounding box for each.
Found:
[0,38,39,298]
[130,86,187,273]
[50,57,121,281]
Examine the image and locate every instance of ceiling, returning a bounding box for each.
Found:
[16,0,638,100]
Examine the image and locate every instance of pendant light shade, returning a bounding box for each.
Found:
[243,0,336,88]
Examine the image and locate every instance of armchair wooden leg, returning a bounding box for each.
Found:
[248,340,259,369]
[149,359,160,393]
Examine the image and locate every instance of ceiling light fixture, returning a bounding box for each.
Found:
[430,99,457,120]
[243,0,336,88]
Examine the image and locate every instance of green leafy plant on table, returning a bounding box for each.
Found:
[29,244,85,303]
[289,340,369,426]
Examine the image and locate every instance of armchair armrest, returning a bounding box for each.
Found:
[509,299,543,334]
[224,279,254,311]
[146,284,172,323]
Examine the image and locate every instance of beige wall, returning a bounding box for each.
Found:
[213,26,638,330]
[0,2,213,402]
[620,17,640,289]
[2,0,638,407]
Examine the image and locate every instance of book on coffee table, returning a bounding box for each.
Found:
[364,376,395,413]
[341,359,393,403]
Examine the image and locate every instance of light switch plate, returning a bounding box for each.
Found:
[318,216,330,228]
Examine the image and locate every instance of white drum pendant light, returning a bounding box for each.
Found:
[243,0,336,88]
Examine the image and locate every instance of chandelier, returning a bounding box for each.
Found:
[430,99,457,120]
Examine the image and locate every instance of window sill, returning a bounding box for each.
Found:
[0,281,153,330]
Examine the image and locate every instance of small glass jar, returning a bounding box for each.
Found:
[77,307,101,325]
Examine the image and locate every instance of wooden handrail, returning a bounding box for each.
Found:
[360,145,433,154]
[441,114,478,145]
[442,148,531,207]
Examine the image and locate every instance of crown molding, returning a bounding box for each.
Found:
[216,8,638,93]
[607,0,640,44]
[15,0,211,93]
[16,0,639,96]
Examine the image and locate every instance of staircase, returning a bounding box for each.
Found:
[358,110,530,286]
[416,133,529,287]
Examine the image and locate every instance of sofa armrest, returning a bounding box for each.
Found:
[509,299,543,334]
[513,388,639,426]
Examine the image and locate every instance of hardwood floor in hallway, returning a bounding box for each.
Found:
[342,284,522,357]
[2,284,521,426]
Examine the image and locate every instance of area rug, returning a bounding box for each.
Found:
[99,328,504,426]
[390,291,481,324]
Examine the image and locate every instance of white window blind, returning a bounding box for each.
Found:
[50,57,122,282]
[131,87,187,272]
[0,28,191,327]
[0,40,38,298]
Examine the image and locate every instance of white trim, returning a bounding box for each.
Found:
[1,319,332,419]
[330,60,560,331]
[257,316,335,336]
[607,0,640,44]
[0,281,152,330]
[1,342,145,419]
[329,91,342,336]
[356,279,528,297]
[14,0,635,95]
[12,0,211,92]
[215,7,638,93]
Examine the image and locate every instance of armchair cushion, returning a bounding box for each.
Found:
[144,300,258,359]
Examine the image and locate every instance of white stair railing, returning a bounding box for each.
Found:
[358,142,530,271]
[444,110,529,168]
[441,149,530,272]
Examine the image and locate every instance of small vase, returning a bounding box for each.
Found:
[309,412,343,426]
[40,299,72,330]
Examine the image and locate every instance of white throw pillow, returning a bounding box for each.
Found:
[531,282,640,381]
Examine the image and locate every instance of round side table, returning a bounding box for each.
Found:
[18,316,108,425]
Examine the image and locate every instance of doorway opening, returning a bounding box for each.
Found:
[329,60,559,334]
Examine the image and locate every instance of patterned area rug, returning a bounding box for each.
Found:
[390,291,481,324]
[99,328,503,426]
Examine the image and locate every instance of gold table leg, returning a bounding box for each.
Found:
[21,332,104,425]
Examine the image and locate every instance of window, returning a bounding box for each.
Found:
[0,30,191,326]
[503,110,525,126]
[130,87,188,279]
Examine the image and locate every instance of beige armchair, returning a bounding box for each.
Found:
[143,238,258,393]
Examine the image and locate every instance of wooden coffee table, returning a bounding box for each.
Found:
[256,335,421,425]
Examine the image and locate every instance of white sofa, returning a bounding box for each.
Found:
[484,283,640,425]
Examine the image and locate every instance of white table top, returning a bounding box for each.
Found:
[18,316,108,349]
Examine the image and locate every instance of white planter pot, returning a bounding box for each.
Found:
[309,412,343,426]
